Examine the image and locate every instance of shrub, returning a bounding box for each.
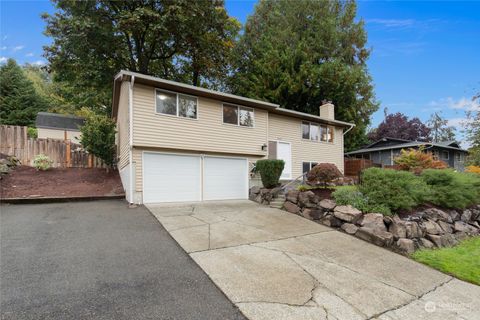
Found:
[332,185,392,216]
[80,113,116,168]
[306,163,343,188]
[33,154,53,171]
[27,127,38,139]
[466,165,480,174]
[420,169,480,208]
[394,147,447,173]
[255,159,285,188]
[359,167,429,213]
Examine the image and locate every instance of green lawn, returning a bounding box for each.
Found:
[412,237,480,285]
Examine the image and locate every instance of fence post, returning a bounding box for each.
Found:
[88,154,93,168]
[66,140,71,168]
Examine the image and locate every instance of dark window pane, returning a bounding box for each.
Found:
[223,104,238,125]
[302,162,310,174]
[311,162,318,169]
[178,95,197,119]
[302,122,310,139]
[156,90,176,115]
[320,125,328,141]
[239,107,254,127]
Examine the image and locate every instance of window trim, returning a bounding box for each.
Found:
[302,161,318,174]
[154,88,199,120]
[441,150,449,160]
[301,121,335,143]
[221,103,255,128]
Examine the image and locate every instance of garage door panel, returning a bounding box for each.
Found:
[203,157,247,201]
[143,153,201,203]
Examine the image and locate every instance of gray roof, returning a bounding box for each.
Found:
[35,112,85,131]
[346,141,468,155]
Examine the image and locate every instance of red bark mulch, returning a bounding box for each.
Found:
[0,166,124,199]
[310,188,334,200]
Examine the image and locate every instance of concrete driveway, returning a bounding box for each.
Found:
[147,200,480,320]
[1,200,245,320]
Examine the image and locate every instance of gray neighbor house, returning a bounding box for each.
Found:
[345,137,469,171]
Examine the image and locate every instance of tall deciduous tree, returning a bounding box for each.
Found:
[0,59,48,126]
[43,0,240,113]
[228,0,378,150]
[427,112,456,142]
[368,112,431,142]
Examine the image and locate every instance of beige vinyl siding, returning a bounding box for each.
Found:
[117,81,130,170]
[132,84,268,156]
[37,128,82,143]
[132,147,262,193]
[268,113,344,177]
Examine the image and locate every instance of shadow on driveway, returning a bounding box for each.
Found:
[0,200,245,320]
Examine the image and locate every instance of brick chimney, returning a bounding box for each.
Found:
[319,100,335,120]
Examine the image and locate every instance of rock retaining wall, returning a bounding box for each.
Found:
[249,187,480,255]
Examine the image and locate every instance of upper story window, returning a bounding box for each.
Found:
[155,89,197,119]
[302,121,334,143]
[223,103,254,127]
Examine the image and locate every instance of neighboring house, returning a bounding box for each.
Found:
[35,112,84,144]
[345,137,468,171]
[111,70,354,204]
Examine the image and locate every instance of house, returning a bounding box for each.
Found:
[35,112,84,144]
[111,70,354,204]
[345,137,468,171]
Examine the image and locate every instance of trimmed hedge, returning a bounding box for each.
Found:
[256,159,285,188]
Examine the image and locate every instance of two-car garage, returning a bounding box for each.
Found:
[142,152,248,203]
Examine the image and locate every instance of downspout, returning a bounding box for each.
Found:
[343,123,355,136]
[342,124,355,175]
[128,76,135,204]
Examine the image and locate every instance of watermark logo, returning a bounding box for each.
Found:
[424,301,436,313]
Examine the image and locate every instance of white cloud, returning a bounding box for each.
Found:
[367,19,416,28]
[0,46,6,50]
[0,56,7,63]
[25,52,34,57]
[31,60,46,66]
[12,45,25,52]
[429,97,480,112]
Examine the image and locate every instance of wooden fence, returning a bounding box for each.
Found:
[0,125,105,168]
[344,158,377,176]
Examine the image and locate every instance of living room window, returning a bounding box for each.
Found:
[155,89,198,119]
[302,121,334,143]
[223,104,254,127]
[302,161,318,174]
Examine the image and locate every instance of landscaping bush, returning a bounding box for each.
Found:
[466,165,480,174]
[332,185,392,215]
[394,147,447,173]
[255,159,285,188]
[306,163,342,188]
[420,169,480,208]
[33,154,53,171]
[27,127,38,139]
[359,167,429,214]
[80,113,116,168]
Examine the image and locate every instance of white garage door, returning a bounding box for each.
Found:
[142,153,248,203]
[203,157,248,201]
[143,153,201,203]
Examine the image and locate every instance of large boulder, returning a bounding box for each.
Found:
[454,221,478,234]
[461,210,472,223]
[422,219,443,235]
[426,234,443,247]
[286,190,300,203]
[419,238,435,249]
[298,191,317,208]
[360,213,387,231]
[319,215,343,228]
[422,208,452,223]
[333,205,363,223]
[319,199,336,211]
[405,221,423,238]
[388,216,407,239]
[284,201,301,214]
[355,227,394,247]
[341,223,359,235]
[447,210,461,222]
[437,220,453,234]
[396,238,415,254]
[301,208,323,220]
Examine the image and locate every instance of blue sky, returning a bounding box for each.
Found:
[1,0,479,145]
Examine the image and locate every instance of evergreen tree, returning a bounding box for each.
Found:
[228,0,378,150]
[0,59,48,126]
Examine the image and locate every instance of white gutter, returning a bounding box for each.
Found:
[343,123,355,135]
[128,76,135,204]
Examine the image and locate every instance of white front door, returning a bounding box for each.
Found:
[277,141,292,179]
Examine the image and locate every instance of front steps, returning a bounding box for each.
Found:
[269,193,286,209]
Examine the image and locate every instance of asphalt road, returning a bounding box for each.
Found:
[0,200,245,320]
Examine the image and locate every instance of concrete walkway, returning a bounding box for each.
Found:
[147,201,480,320]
